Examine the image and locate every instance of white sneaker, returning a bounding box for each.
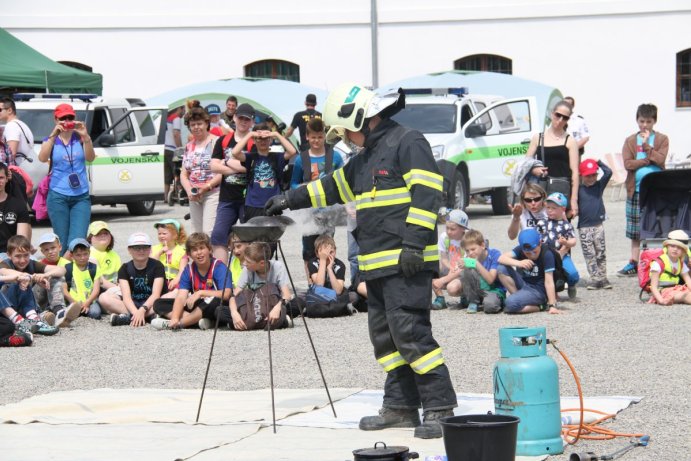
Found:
[198,318,214,330]
[151,318,171,330]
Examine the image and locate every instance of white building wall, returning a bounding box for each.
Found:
[2,0,690,159]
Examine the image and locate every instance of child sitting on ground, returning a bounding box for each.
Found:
[432,209,470,309]
[87,221,121,290]
[459,230,506,314]
[0,312,32,347]
[35,233,73,324]
[151,218,188,294]
[99,232,166,327]
[228,233,247,284]
[536,192,580,299]
[304,234,355,317]
[152,232,232,331]
[0,235,64,334]
[648,235,691,305]
[577,159,613,290]
[63,238,102,319]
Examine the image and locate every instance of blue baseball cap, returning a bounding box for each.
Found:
[518,228,541,252]
[68,238,90,252]
[546,192,568,208]
[205,103,221,115]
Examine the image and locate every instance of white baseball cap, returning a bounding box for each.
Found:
[127,232,152,247]
[38,232,60,246]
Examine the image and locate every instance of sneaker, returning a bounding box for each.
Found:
[567,285,577,299]
[15,319,38,335]
[284,315,294,328]
[56,302,82,328]
[601,279,613,289]
[28,319,59,336]
[198,318,214,330]
[466,303,478,314]
[346,303,358,315]
[359,407,421,431]
[151,318,172,330]
[617,261,638,277]
[0,331,33,347]
[586,281,601,290]
[40,311,56,326]
[414,409,454,439]
[110,313,131,326]
[431,296,447,310]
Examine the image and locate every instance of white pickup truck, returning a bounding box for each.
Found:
[390,87,539,215]
[15,94,167,216]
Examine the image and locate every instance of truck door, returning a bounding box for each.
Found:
[89,107,166,198]
[460,97,537,191]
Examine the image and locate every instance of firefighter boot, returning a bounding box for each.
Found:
[414,409,454,439]
[359,407,421,431]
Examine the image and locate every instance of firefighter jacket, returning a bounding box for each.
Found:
[286,118,443,281]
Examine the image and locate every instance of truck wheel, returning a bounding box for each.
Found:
[127,200,156,216]
[491,187,511,215]
[448,169,469,210]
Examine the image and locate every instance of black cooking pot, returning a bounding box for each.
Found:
[232,215,295,243]
[352,442,419,461]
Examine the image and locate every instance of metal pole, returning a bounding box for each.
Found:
[370,0,379,88]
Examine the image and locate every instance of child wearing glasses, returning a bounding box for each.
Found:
[431,209,470,310]
[577,159,612,290]
[508,183,548,240]
[498,228,562,314]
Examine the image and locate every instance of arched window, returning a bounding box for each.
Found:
[244,59,300,82]
[454,54,512,75]
[677,49,691,107]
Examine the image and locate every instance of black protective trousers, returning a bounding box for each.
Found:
[366,270,457,411]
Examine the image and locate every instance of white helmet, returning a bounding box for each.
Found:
[323,83,404,144]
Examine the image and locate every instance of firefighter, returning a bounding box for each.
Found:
[265,83,457,439]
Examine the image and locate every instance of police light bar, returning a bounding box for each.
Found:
[402,87,469,97]
[13,93,98,102]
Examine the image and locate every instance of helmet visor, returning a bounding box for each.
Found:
[325,125,347,145]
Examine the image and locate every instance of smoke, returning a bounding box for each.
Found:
[284,204,347,236]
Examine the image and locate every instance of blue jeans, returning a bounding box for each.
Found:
[498,265,547,313]
[86,301,102,319]
[562,254,580,286]
[2,283,38,316]
[47,190,91,255]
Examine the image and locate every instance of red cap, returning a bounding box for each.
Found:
[579,159,599,176]
[54,103,76,119]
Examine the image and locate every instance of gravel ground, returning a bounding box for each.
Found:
[1,193,689,461]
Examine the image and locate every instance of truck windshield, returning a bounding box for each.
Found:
[16,109,87,143]
[391,104,456,134]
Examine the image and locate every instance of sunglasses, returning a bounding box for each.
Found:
[554,112,570,121]
[59,115,76,121]
[523,197,543,203]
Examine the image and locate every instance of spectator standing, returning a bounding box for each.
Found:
[38,103,95,255]
[206,103,231,135]
[0,97,34,165]
[0,162,30,257]
[164,105,184,205]
[577,159,612,289]
[285,93,322,151]
[180,106,222,235]
[563,96,590,156]
[618,103,669,276]
[221,96,238,130]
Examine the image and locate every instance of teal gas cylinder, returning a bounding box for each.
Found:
[493,327,563,456]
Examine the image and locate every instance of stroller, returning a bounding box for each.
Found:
[166,148,188,206]
[637,169,691,300]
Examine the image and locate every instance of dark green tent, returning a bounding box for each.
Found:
[0,28,102,95]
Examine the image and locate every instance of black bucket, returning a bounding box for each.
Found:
[439,414,520,461]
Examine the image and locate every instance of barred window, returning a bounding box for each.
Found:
[677,49,691,107]
[454,54,512,75]
[244,59,300,82]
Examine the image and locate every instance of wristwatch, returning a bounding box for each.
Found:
[223,158,229,167]
[140,305,149,311]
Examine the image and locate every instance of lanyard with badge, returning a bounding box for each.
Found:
[62,135,82,189]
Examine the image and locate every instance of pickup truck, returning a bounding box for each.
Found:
[390,87,539,215]
[15,94,167,216]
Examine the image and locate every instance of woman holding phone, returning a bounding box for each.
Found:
[38,103,95,255]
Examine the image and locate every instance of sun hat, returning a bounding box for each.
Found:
[579,159,599,176]
[88,221,110,236]
[518,228,541,251]
[38,232,60,246]
[545,192,568,208]
[446,209,470,229]
[667,230,689,242]
[54,103,76,119]
[68,238,90,252]
[127,232,152,247]
[153,218,181,232]
[663,239,689,253]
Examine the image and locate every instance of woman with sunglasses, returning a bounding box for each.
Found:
[524,100,580,218]
[508,183,548,240]
[38,103,95,255]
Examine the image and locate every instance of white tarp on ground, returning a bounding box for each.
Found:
[0,388,641,461]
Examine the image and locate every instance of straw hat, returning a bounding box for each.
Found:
[663,239,689,253]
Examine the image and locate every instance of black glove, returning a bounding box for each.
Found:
[399,247,424,278]
[264,194,289,216]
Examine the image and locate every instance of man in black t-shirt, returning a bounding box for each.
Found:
[285,93,322,152]
[0,163,30,255]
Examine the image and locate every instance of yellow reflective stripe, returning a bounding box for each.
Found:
[334,169,355,203]
[403,169,443,191]
[406,207,437,230]
[308,180,327,208]
[423,244,439,262]
[410,347,445,374]
[355,187,411,210]
[358,249,402,271]
[377,351,408,372]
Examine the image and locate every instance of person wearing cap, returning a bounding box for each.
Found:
[209,103,256,262]
[431,209,470,310]
[181,106,222,235]
[99,232,166,327]
[0,97,34,165]
[35,233,76,323]
[38,102,95,256]
[87,221,121,290]
[536,192,579,298]
[285,93,322,151]
[264,83,456,439]
[498,228,562,314]
[647,235,691,306]
[206,103,231,135]
[0,162,31,256]
[63,238,102,320]
[151,219,188,292]
[577,159,613,290]
[667,230,691,262]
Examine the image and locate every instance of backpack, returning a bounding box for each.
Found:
[221,130,254,152]
[302,285,352,318]
[65,262,98,289]
[299,146,334,184]
[638,249,682,300]
[539,244,567,293]
[234,283,285,330]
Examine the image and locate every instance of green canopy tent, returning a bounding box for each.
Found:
[0,28,102,95]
